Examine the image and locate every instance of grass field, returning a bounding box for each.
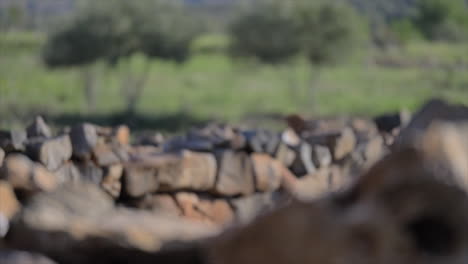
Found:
[1,32,468,131]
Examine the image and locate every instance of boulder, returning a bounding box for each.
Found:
[214,151,255,196]
[70,123,98,160]
[101,164,123,199]
[0,129,27,152]
[26,116,52,139]
[251,154,282,192]
[26,135,72,171]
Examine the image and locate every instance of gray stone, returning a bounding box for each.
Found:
[26,116,52,139]
[70,123,98,159]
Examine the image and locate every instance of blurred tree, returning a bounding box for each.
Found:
[42,0,199,113]
[229,0,366,109]
[413,0,468,42]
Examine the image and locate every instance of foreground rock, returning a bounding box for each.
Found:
[6,183,219,264]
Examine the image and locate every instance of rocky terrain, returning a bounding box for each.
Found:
[2,98,468,263]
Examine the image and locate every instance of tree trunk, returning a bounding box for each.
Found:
[81,66,97,113]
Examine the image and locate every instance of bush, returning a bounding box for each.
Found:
[413,0,468,42]
[43,0,199,68]
[229,0,365,65]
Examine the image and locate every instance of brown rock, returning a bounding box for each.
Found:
[175,193,233,226]
[251,154,282,192]
[230,192,285,224]
[142,194,182,217]
[93,143,121,166]
[0,250,57,264]
[70,123,98,159]
[26,116,52,139]
[274,142,296,167]
[101,164,123,198]
[113,125,131,145]
[214,151,255,196]
[333,127,356,160]
[123,165,158,198]
[27,135,73,171]
[54,162,81,184]
[0,181,20,220]
[158,151,217,192]
[175,192,207,223]
[364,136,385,166]
[0,154,58,193]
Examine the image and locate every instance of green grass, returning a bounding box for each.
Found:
[1,33,468,130]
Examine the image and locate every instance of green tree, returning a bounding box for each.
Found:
[43,0,199,113]
[413,0,468,41]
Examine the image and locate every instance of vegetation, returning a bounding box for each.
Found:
[1,0,468,131]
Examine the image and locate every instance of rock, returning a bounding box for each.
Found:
[0,181,20,220]
[214,151,255,196]
[175,193,234,226]
[251,154,282,192]
[274,142,296,167]
[290,143,316,176]
[293,168,331,201]
[312,145,332,168]
[0,129,27,152]
[27,135,72,171]
[230,192,286,224]
[76,162,103,185]
[101,164,123,198]
[54,162,81,184]
[0,250,57,264]
[333,128,357,160]
[364,136,385,166]
[0,154,58,193]
[92,143,122,166]
[137,194,182,217]
[26,116,52,139]
[0,147,4,167]
[123,165,159,198]
[113,125,130,145]
[6,183,218,264]
[397,99,468,147]
[70,123,98,159]
[158,151,217,192]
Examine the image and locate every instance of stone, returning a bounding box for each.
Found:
[290,143,316,177]
[54,162,81,184]
[0,181,20,220]
[0,147,4,167]
[333,127,356,160]
[76,162,103,185]
[113,125,131,145]
[0,129,27,152]
[123,165,159,198]
[27,135,73,171]
[70,123,98,159]
[0,154,58,193]
[158,151,217,192]
[214,151,255,196]
[26,116,52,139]
[101,164,123,198]
[312,145,332,168]
[274,142,296,167]
[93,143,122,166]
[140,194,182,217]
[0,250,57,264]
[293,168,331,201]
[364,136,385,166]
[175,192,207,223]
[230,192,286,224]
[397,99,468,147]
[251,154,282,192]
[175,193,234,226]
